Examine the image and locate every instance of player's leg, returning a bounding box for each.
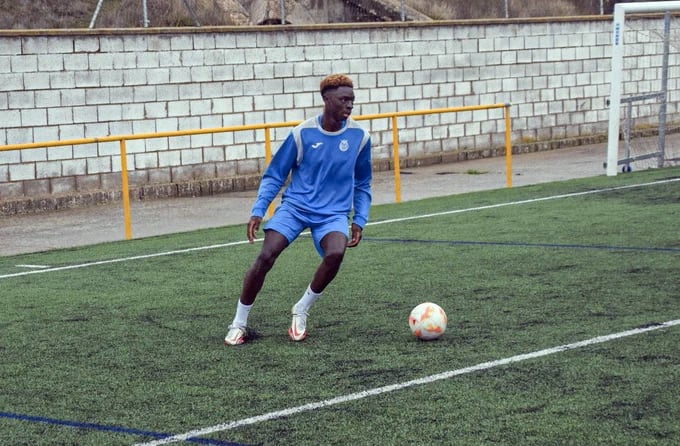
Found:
[225,230,289,346]
[240,229,289,305]
[226,206,303,346]
[289,215,349,341]
[309,231,348,293]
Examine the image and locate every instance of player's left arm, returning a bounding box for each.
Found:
[347,223,363,248]
[348,136,372,248]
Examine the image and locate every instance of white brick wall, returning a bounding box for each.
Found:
[1,17,678,202]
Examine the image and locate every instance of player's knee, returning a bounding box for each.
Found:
[322,248,345,267]
[255,250,279,270]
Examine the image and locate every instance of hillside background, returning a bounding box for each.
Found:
[0,0,632,29]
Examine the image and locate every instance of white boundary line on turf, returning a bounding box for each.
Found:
[369,178,680,226]
[1,178,678,281]
[135,319,680,446]
[0,241,251,279]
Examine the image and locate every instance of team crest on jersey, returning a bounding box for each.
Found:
[339,139,349,152]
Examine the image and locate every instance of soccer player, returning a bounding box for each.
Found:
[224,74,372,345]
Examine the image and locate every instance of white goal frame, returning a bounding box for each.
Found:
[606,1,680,176]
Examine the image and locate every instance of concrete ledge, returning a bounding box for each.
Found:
[0,174,262,216]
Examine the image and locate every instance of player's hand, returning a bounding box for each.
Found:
[346,223,363,248]
[247,216,262,243]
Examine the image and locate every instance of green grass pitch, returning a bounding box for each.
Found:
[1,167,679,445]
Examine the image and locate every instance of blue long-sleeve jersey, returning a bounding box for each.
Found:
[251,115,372,228]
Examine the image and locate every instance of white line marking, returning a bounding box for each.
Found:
[1,178,677,281]
[15,264,50,269]
[135,319,680,445]
[370,178,680,226]
[0,241,250,279]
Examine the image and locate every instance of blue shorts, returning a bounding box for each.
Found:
[263,203,349,257]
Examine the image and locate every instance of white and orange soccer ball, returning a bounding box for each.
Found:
[408,302,447,340]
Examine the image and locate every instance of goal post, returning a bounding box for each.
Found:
[606,1,680,176]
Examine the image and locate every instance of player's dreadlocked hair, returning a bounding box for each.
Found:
[320,74,353,95]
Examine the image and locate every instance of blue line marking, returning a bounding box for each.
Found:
[0,411,249,445]
[363,237,680,253]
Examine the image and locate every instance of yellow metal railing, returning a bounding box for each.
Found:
[0,103,512,239]
[354,103,513,202]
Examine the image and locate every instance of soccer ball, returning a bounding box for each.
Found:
[408,302,447,340]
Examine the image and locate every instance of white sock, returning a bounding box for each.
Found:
[231,301,253,328]
[293,285,322,314]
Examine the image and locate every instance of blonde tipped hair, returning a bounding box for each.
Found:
[320,74,353,95]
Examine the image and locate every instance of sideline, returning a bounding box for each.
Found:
[0,241,251,279]
[2,178,678,281]
[135,319,680,445]
[368,178,680,226]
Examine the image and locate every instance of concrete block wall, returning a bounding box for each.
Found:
[0,17,678,212]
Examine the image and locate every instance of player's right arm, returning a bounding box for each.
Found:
[250,133,298,218]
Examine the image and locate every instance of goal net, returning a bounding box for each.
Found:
[606,1,680,175]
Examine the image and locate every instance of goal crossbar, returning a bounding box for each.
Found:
[606,1,680,176]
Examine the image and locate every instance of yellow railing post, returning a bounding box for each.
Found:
[119,139,132,240]
[504,104,513,188]
[391,115,402,203]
